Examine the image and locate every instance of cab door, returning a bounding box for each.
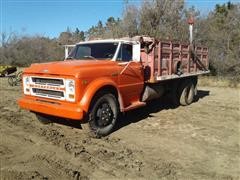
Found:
[116,43,144,106]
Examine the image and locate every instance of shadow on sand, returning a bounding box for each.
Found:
[113,90,210,132]
[48,90,210,133]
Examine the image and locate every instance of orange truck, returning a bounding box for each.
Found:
[18,36,209,137]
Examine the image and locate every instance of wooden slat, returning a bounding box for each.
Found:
[150,50,155,81]
[169,42,173,75]
[158,42,162,76]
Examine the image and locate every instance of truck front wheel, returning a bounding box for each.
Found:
[82,93,118,138]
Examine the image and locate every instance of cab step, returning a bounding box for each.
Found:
[122,101,146,112]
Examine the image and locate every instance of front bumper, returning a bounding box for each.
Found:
[18,96,84,120]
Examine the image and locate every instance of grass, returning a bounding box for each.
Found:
[198,76,240,88]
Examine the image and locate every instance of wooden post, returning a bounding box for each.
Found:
[188,45,191,73]
[150,51,155,82]
[188,14,195,73]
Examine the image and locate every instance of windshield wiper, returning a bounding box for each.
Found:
[83,55,96,60]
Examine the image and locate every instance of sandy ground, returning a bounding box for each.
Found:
[0,76,239,180]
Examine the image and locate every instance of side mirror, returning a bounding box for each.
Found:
[64,45,75,60]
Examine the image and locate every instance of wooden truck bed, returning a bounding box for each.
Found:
[141,41,210,83]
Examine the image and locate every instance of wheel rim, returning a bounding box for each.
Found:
[95,102,114,127]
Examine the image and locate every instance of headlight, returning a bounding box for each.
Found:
[65,79,75,102]
[23,76,31,95]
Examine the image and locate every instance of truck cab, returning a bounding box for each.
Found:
[18,39,146,137]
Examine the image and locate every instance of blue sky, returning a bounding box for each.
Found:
[1,0,239,38]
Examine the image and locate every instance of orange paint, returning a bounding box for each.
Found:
[18,59,144,120]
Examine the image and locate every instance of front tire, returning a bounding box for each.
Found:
[82,93,118,138]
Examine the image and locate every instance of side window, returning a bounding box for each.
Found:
[117,44,132,62]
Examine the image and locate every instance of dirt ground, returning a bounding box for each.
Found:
[0,76,239,180]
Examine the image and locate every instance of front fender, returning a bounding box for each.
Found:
[80,78,122,112]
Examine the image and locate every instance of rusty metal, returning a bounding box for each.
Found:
[140,40,209,83]
[157,42,162,76]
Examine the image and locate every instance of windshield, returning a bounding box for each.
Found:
[67,42,119,60]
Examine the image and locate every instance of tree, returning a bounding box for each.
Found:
[73,28,85,42]
[58,31,73,45]
[198,2,240,79]
[139,0,185,39]
[105,17,120,38]
[87,20,105,39]
[58,27,85,45]
[122,3,139,37]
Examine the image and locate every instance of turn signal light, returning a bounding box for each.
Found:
[68,94,75,99]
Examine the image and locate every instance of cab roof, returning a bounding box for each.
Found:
[76,39,138,45]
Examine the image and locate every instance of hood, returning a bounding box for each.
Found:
[24,60,115,77]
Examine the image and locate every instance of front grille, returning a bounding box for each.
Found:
[32,77,64,85]
[32,88,64,98]
[29,76,66,101]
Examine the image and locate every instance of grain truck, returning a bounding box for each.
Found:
[18,36,209,137]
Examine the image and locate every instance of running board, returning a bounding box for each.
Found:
[122,101,146,112]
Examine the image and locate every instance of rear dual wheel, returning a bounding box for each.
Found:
[82,93,118,138]
[173,78,196,106]
[179,80,195,106]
